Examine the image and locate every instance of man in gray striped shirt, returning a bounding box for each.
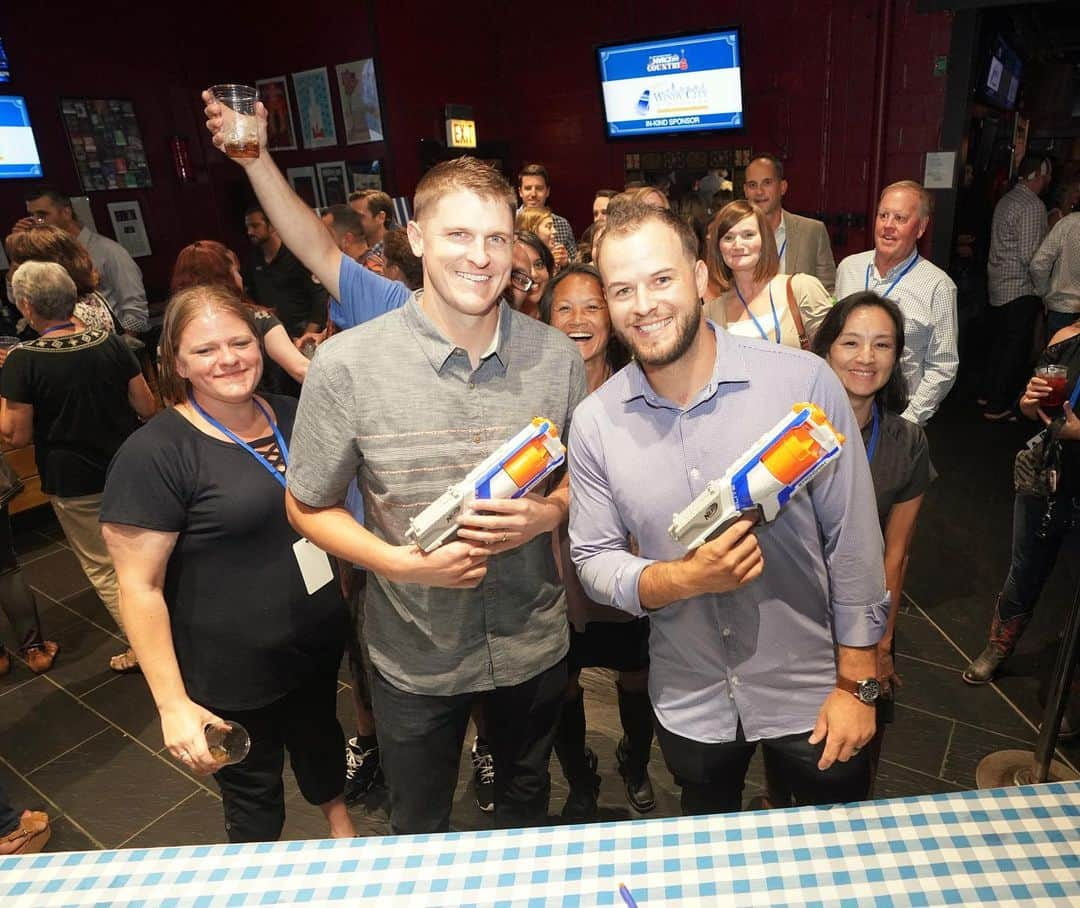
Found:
[983,155,1051,420]
[283,159,587,834]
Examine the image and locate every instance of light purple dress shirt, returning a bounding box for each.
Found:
[568,322,888,744]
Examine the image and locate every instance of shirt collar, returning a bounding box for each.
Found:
[775,211,788,240]
[404,290,511,374]
[621,320,750,408]
[77,226,93,245]
[872,246,919,281]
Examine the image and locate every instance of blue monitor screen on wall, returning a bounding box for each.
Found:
[596,28,744,139]
[0,97,44,179]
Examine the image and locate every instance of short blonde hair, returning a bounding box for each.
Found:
[706,200,780,291]
[412,156,516,222]
[515,206,553,236]
[880,180,933,218]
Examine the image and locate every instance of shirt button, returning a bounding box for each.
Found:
[731,675,739,686]
[473,433,483,444]
[467,381,476,390]
[722,627,732,637]
[690,468,701,480]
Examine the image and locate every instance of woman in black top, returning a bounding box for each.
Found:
[101,286,353,842]
[0,261,156,673]
[753,292,935,803]
[963,318,1080,690]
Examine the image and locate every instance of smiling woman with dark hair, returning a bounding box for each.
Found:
[538,263,652,819]
[505,230,554,319]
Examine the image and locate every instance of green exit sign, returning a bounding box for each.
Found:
[934,56,948,77]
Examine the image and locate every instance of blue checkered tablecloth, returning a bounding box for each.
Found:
[2,781,1078,906]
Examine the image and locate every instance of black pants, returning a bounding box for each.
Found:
[0,504,43,653]
[371,658,567,834]
[987,294,1042,412]
[655,718,871,815]
[212,673,345,843]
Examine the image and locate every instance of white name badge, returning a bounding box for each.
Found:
[293,537,334,595]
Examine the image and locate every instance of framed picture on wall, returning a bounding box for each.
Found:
[287,166,322,209]
[347,160,382,192]
[60,97,152,192]
[255,76,297,151]
[291,67,338,149]
[106,200,151,258]
[316,161,349,207]
[335,59,384,145]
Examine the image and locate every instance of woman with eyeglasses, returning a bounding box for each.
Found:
[507,230,554,319]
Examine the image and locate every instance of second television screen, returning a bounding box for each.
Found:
[596,29,743,139]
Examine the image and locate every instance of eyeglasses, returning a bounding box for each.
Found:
[510,271,535,292]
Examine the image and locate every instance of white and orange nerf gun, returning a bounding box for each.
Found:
[405,417,566,552]
[669,403,846,551]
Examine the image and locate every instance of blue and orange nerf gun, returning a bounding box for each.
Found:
[405,418,566,552]
[668,403,846,550]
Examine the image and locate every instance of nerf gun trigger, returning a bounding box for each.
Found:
[405,417,566,553]
[668,402,845,551]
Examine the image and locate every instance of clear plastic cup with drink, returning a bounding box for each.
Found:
[1035,364,1069,410]
[209,84,259,159]
[204,720,251,766]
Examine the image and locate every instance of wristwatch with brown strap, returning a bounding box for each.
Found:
[836,676,882,704]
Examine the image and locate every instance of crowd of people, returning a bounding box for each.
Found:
[1,88,1076,854]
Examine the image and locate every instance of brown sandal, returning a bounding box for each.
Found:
[109,647,140,674]
[23,640,59,674]
[0,810,51,855]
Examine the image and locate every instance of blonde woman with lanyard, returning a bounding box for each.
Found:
[100,286,353,843]
[704,200,833,348]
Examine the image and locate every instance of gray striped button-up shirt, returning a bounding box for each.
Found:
[988,182,1047,307]
[288,293,587,695]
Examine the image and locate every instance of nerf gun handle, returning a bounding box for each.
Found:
[405,419,566,553]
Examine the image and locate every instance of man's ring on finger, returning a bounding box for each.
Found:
[501,533,509,544]
[851,746,861,754]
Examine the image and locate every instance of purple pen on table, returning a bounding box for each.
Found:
[619,883,640,907]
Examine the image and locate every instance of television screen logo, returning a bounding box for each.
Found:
[636,90,651,114]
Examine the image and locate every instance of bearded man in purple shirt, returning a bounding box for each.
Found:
[568,202,889,814]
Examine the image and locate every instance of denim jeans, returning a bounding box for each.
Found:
[999,493,1080,622]
[371,658,567,834]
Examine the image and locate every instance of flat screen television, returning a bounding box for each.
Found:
[0,37,10,82]
[980,34,1022,112]
[596,28,744,139]
[0,96,44,179]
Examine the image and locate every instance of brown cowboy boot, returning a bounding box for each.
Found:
[963,599,1031,685]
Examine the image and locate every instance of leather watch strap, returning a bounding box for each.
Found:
[835,676,859,696]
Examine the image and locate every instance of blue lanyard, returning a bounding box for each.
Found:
[734,282,781,343]
[38,321,76,336]
[188,394,290,490]
[865,254,919,299]
[777,238,787,262]
[865,403,881,464]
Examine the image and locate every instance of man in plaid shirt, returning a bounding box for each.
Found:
[984,155,1052,420]
[517,163,575,269]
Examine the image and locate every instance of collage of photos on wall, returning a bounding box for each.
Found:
[60,98,152,192]
[256,59,385,210]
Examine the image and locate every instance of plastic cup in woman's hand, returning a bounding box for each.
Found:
[204,721,251,766]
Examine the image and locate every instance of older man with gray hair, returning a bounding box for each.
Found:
[835,180,958,425]
[0,261,157,673]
